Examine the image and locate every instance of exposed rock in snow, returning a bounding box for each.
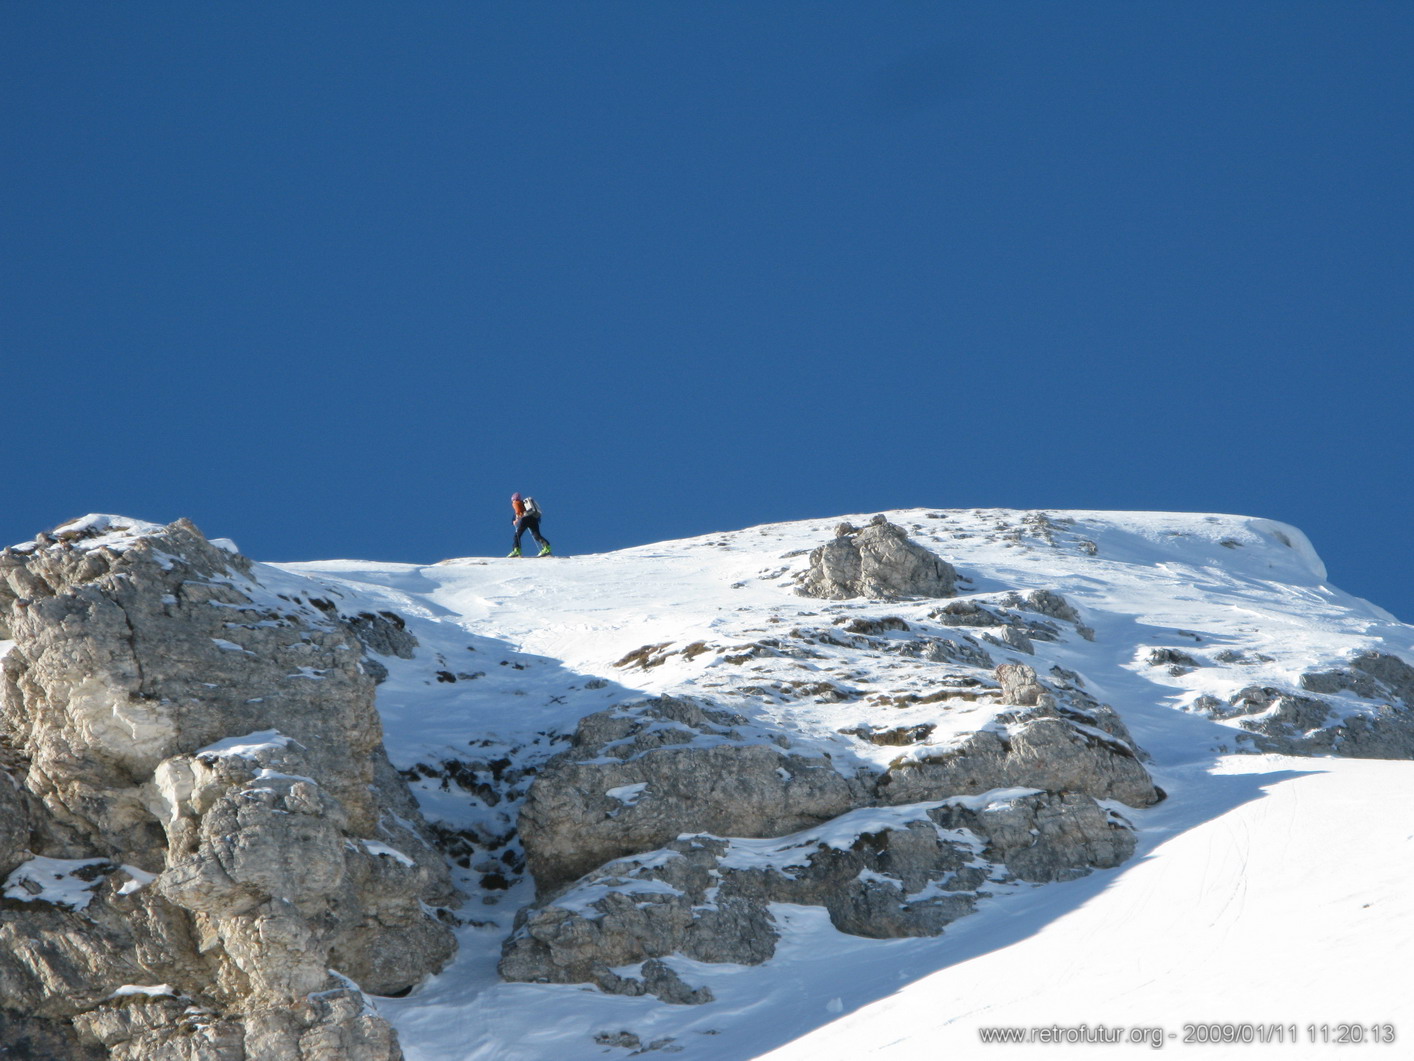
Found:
[1301,650,1414,704]
[0,516,456,1059]
[501,789,1134,1002]
[518,696,870,893]
[876,676,1157,808]
[1193,650,1414,759]
[344,609,419,661]
[995,661,1048,705]
[519,664,1155,899]
[507,648,1158,998]
[797,516,958,600]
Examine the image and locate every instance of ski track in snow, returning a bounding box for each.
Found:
[270,508,1414,1060]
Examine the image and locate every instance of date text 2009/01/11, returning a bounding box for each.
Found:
[977,1022,1397,1047]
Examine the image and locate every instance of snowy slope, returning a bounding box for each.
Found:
[273,509,1414,1060]
[761,754,1414,1060]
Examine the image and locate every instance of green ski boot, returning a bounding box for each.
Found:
[507,546,522,557]
[538,543,553,557]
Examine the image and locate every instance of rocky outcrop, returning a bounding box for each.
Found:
[502,790,1135,1002]
[343,610,419,663]
[1214,651,1414,758]
[0,516,457,1060]
[518,697,870,893]
[930,589,1094,650]
[929,789,1135,882]
[508,655,1157,1000]
[69,981,403,1061]
[1300,650,1414,703]
[996,661,1048,705]
[875,669,1158,808]
[798,516,957,600]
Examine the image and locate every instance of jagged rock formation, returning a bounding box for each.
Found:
[502,789,1136,1003]
[0,516,457,1060]
[505,654,1157,1001]
[797,516,958,600]
[518,697,870,893]
[1211,650,1414,757]
[876,666,1157,808]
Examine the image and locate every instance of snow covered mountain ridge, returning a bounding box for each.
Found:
[2,509,1412,1059]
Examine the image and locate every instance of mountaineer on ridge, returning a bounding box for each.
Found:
[508,492,552,557]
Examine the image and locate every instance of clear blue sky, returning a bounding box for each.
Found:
[4,3,1412,620]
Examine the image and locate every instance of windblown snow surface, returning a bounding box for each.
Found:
[276,509,1414,1060]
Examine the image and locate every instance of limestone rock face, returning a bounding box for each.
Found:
[0,769,29,879]
[508,658,1158,999]
[0,516,457,1060]
[1300,650,1414,702]
[70,985,403,1061]
[929,790,1135,883]
[518,697,870,893]
[1,517,389,850]
[502,790,1136,1002]
[996,661,1048,705]
[798,516,958,600]
[1205,651,1414,758]
[877,664,1159,809]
